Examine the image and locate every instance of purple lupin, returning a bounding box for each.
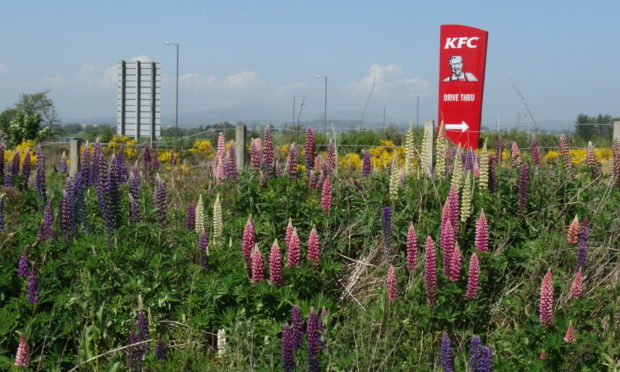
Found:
[34,145,47,203]
[18,247,29,277]
[307,307,321,372]
[154,174,166,227]
[281,323,294,372]
[27,270,39,304]
[577,217,589,270]
[291,304,303,351]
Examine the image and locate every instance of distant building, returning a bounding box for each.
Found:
[117,60,161,141]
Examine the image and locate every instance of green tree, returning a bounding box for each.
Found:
[15,90,58,129]
[0,108,20,135]
[6,112,48,147]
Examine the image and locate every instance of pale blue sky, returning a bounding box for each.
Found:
[1,1,618,128]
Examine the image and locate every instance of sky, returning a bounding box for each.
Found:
[1,1,619,129]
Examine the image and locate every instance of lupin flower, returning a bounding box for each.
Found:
[326,139,336,175]
[387,265,398,301]
[511,141,521,166]
[441,220,455,276]
[22,150,31,186]
[14,334,29,367]
[287,143,298,179]
[404,121,415,175]
[466,252,480,299]
[217,329,228,357]
[441,331,453,372]
[269,240,283,285]
[569,269,583,299]
[448,243,462,281]
[495,136,504,163]
[186,204,196,230]
[475,346,493,372]
[0,195,4,232]
[213,193,222,239]
[308,169,317,189]
[0,143,4,185]
[320,177,331,213]
[420,122,432,175]
[281,323,294,372]
[382,206,392,257]
[251,244,264,285]
[475,210,489,252]
[306,307,321,372]
[198,229,209,270]
[259,171,267,188]
[287,228,301,267]
[34,145,47,203]
[129,165,139,201]
[530,135,541,166]
[465,149,475,171]
[36,198,55,241]
[567,215,579,244]
[154,174,166,226]
[262,127,275,178]
[518,163,529,213]
[59,151,68,173]
[285,218,294,248]
[447,186,459,231]
[424,236,437,306]
[450,146,464,191]
[80,142,91,186]
[156,337,167,361]
[143,144,152,175]
[250,138,262,171]
[61,180,76,240]
[469,336,482,371]
[195,195,204,234]
[224,142,238,181]
[406,223,417,270]
[128,193,139,223]
[564,323,576,343]
[460,171,473,222]
[242,215,255,267]
[559,134,571,169]
[435,125,447,178]
[362,149,371,176]
[539,270,553,327]
[585,141,597,169]
[18,247,29,277]
[307,226,320,266]
[577,217,589,270]
[389,160,400,200]
[305,127,315,173]
[28,270,39,304]
[479,139,489,190]
[291,305,303,351]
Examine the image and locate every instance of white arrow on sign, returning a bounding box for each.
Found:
[444,121,469,132]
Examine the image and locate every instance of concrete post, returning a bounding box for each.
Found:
[423,120,435,177]
[235,123,246,169]
[69,138,82,177]
[613,120,620,142]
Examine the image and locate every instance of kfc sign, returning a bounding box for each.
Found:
[438,25,488,149]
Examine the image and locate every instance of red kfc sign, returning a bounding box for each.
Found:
[438,25,488,149]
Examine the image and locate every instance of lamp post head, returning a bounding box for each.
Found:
[314,74,322,79]
[162,41,177,46]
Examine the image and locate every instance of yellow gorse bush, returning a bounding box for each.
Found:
[338,153,362,172]
[189,140,215,160]
[106,136,138,159]
[368,140,405,170]
[5,140,37,167]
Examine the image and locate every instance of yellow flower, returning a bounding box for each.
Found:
[106,135,137,159]
[338,153,362,172]
[544,150,559,164]
[569,149,586,165]
[189,139,215,160]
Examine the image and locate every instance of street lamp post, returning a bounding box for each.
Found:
[315,75,327,133]
[163,41,179,143]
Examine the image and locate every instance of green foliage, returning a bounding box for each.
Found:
[6,112,48,147]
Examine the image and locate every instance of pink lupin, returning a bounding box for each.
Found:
[569,269,583,299]
[287,228,301,267]
[387,265,398,301]
[564,323,576,343]
[406,223,417,270]
[14,334,29,367]
[567,215,579,244]
[441,220,455,276]
[447,187,459,231]
[242,216,255,267]
[465,252,480,299]
[424,236,437,307]
[285,218,294,249]
[539,270,554,327]
[321,177,332,213]
[475,210,489,252]
[448,243,462,281]
[251,244,265,285]
[511,140,521,166]
[269,240,283,286]
[307,226,320,266]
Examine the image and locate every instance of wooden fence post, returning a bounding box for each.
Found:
[613,120,620,142]
[69,138,82,176]
[235,123,246,169]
